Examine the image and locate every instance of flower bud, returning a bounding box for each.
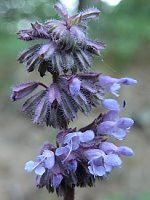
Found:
[69,77,81,96]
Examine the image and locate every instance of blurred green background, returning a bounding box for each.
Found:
[0,0,150,200]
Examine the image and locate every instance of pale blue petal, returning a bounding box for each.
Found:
[98,75,117,89]
[100,142,118,153]
[55,146,69,156]
[24,161,35,172]
[118,77,137,85]
[117,146,134,157]
[35,166,45,175]
[42,150,54,158]
[97,121,116,134]
[103,111,119,122]
[71,137,80,150]
[104,154,122,167]
[112,129,127,140]
[64,132,82,144]
[110,83,121,96]
[84,149,105,161]
[102,99,121,111]
[79,130,94,142]
[117,118,134,129]
[104,164,112,172]
[45,156,55,169]
[88,165,106,176]
[88,165,95,175]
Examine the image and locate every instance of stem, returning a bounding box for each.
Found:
[39,82,48,89]
[64,186,75,200]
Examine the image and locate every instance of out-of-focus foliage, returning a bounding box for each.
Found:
[82,0,150,65]
[98,193,150,200]
[0,0,55,58]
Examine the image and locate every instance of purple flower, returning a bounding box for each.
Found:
[98,75,137,96]
[25,150,55,175]
[100,142,134,157]
[117,146,134,156]
[84,149,122,176]
[117,77,137,85]
[55,130,94,160]
[97,111,134,140]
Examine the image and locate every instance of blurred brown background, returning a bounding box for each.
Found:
[0,0,150,200]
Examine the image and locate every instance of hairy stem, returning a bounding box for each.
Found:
[64,186,75,200]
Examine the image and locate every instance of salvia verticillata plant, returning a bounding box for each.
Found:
[11,2,137,200]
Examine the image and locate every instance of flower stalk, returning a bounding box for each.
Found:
[64,186,74,200]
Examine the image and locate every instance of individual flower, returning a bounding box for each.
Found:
[17,3,105,76]
[97,110,134,140]
[100,141,134,156]
[84,149,122,176]
[25,149,55,175]
[98,75,137,96]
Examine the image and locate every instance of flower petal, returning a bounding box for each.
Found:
[117,77,137,85]
[104,154,122,167]
[112,129,127,140]
[102,99,121,111]
[45,156,55,169]
[55,146,69,156]
[117,146,134,157]
[117,118,134,129]
[52,174,63,188]
[42,150,54,158]
[88,165,106,176]
[35,166,45,176]
[84,149,105,161]
[24,161,35,172]
[79,130,94,142]
[64,132,82,144]
[104,164,112,172]
[100,142,118,153]
[97,121,116,134]
[103,111,119,122]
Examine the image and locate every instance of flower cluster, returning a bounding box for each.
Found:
[17,3,105,76]
[11,73,136,129]
[24,106,134,196]
[11,2,137,199]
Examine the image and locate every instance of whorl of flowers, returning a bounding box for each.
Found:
[11,2,137,199]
